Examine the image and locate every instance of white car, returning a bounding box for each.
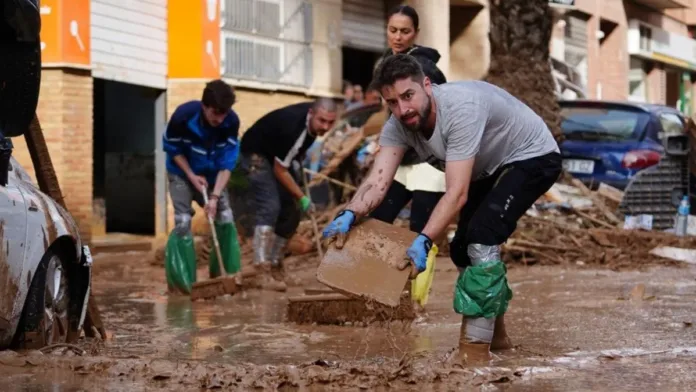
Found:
[0,156,92,349]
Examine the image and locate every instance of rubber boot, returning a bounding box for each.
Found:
[458,315,493,365]
[164,231,197,295]
[490,314,513,351]
[208,222,242,279]
[254,263,287,292]
[252,226,287,292]
[269,235,288,284]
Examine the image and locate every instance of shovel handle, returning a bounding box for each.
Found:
[202,189,227,277]
[302,172,324,259]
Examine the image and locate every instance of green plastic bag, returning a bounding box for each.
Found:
[453,260,513,319]
[208,222,242,278]
[165,232,197,294]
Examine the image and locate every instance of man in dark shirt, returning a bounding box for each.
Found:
[240,98,337,291]
[162,79,242,293]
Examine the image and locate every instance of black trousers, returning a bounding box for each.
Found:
[369,180,444,233]
[449,152,562,269]
[238,153,301,239]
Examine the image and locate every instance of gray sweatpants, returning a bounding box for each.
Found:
[168,173,234,236]
[238,153,301,239]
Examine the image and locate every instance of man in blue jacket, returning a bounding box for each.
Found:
[162,79,242,293]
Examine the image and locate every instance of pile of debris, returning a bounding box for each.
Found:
[504,177,696,270]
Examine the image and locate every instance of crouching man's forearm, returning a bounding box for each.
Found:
[322,146,405,244]
[345,175,390,218]
[344,146,405,217]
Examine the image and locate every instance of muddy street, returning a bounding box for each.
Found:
[0,251,695,391]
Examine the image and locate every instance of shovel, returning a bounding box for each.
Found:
[301,170,323,259]
[190,190,240,301]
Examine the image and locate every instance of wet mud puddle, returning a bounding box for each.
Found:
[3,255,696,390]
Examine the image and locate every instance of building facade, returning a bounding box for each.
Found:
[21,0,696,242]
[550,0,696,115]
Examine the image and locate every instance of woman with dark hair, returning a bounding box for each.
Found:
[369,5,447,235]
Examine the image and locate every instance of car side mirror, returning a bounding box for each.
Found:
[0,136,13,186]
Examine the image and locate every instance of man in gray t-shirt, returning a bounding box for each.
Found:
[322,54,562,362]
[379,80,559,180]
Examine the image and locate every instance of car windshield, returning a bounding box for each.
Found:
[560,106,649,142]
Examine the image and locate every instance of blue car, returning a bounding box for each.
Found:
[559,100,687,190]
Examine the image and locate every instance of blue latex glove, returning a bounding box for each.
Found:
[322,210,356,248]
[406,233,433,274]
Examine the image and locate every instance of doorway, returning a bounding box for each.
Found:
[342,46,382,92]
[665,68,681,109]
[93,79,165,235]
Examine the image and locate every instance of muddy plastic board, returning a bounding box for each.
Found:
[316,218,417,307]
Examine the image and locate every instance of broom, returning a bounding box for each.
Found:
[190,190,241,301]
[286,289,415,325]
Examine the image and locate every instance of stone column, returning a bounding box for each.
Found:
[309,0,343,96]
[406,0,451,79]
[449,1,490,81]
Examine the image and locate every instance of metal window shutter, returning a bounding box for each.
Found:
[342,0,385,52]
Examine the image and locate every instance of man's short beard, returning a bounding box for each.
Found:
[401,95,431,132]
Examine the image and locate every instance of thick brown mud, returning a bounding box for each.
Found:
[1,252,696,390]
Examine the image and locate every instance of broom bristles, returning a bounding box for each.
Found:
[287,294,415,325]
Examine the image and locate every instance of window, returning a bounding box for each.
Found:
[221,0,313,88]
[560,106,650,142]
[223,34,282,81]
[639,25,652,52]
[628,58,647,102]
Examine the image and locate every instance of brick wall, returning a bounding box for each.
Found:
[12,69,94,243]
[647,63,666,104]
[628,2,689,35]
[164,80,309,234]
[576,0,629,100]
[598,23,629,100]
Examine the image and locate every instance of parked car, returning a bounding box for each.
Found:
[0,0,93,350]
[559,99,686,190]
[0,157,93,349]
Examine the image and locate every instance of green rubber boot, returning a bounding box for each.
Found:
[208,222,242,278]
[164,231,197,294]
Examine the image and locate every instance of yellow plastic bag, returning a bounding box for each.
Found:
[411,244,438,307]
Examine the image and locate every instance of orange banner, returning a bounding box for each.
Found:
[169,0,221,78]
[40,0,90,67]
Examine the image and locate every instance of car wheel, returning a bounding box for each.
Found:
[43,252,70,344]
[11,249,71,349]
